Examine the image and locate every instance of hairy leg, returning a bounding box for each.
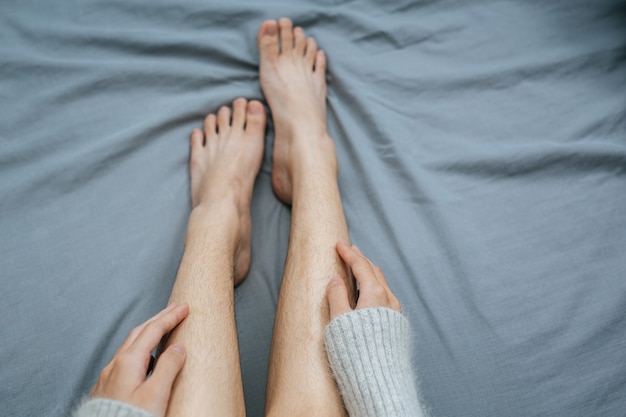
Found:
[165,98,266,417]
[259,18,355,417]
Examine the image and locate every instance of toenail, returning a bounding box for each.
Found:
[265,22,277,35]
[248,102,262,114]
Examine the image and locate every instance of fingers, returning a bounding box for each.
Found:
[336,242,379,290]
[352,245,393,293]
[336,242,402,313]
[127,304,189,357]
[143,344,186,412]
[116,304,178,355]
[90,307,189,417]
[350,245,365,257]
[351,247,401,311]
[327,277,352,321]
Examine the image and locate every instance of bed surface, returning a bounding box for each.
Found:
[1,1,625,416]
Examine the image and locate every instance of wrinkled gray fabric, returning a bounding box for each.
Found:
[1,1,625,416]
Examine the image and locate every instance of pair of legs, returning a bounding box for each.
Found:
[165,18,353,417]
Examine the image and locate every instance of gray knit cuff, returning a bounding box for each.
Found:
[74,398,155,417]
[325,307,423,417]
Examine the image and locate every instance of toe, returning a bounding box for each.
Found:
[293,26,306,55]
[278,18,293,53]
[314,50,327,75]
[217,106,231,134]
[231,98,248,129]
[189,129,205,185]
[245,100,267,136]
[190,128,204,148]
[257,20,279,62]
[203,114,217,140]
[304,37,318,67]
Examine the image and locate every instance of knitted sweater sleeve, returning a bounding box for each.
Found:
[324,307,426,417]
[73,398,155,417]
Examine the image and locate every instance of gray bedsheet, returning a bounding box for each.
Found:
[1,1,625,416]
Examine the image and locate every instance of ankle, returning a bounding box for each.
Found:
[275,119,328,144]
[194,178,251,211]
[188,201,241,235]
[291,136,338,178]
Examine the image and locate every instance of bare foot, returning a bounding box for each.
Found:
[189,98,266,285]
[257,18,338,204]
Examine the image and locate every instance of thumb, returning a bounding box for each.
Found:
[144,344,186,414]
[327,277,352,321]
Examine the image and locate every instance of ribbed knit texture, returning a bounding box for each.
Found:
[325,307,425,417]
[74,398,155,417]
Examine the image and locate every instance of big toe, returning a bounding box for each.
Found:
[245,101,267,136]
[258,20,279,62]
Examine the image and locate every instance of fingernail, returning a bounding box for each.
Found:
[170,344,185,354]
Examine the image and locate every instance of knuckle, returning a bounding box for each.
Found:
[354,257,370,270]
[164,345,185,363]
[101,362,113,376]
[164,347,182,360]
[136,385,158,406]
[372,285,387,299]
[145,320,167,336]
[96,370,109,385]
[116,351,134,366]
[129,326,142,339]
[329,279,344,290]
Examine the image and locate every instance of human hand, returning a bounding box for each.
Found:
[327,242,401,321]
[91,304,189,417]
